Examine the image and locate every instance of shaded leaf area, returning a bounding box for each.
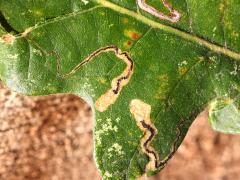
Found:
[0,25,5,35]
[0,1,239,179]
[0,0,95,32]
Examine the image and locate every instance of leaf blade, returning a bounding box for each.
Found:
[0,1,239,179]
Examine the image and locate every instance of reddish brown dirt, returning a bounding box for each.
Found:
[0,83,240,180]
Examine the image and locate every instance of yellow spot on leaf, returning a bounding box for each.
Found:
[99,12,105,16]
[34,10,43,16]
[219,2,225,13]
[178,66,188,75]
[97,77,107,84]
[123,40,133,49]
[122,18,129,24]
[224,98,234,105]
[155,74,169,100]
[231,31,239,39]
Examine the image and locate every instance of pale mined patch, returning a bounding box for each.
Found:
[116,117,121,123]
[95,117,118,146]
[56,45,134,112]
[130,99,159,171]
[81,0,89,5]
[230,62,239,76]
[32,48,43,56]
[108,143,124,157]
[82,79,96,98]
[1,34,15,44]
[7,54,18,59]
[104,171,112,178]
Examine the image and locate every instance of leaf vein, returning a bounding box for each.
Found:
[98,0,240,61]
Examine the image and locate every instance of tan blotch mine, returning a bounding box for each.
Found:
[130,99,159,171]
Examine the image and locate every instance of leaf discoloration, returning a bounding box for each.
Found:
[136,0,181,23]
[56,45,134,112]
[124,29,142,40]
[1,34,15,44]
[130,99,185,173]
[130,99,159,171]
[0,1,239,179]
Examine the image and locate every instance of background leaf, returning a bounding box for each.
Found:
[209,96,240,134]
[0,0,239,179]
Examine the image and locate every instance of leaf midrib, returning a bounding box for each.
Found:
[97,0,240,61]
[11,1,240,62]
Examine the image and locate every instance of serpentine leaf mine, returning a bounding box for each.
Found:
[130,99,159,171]
[136,0,181,22]
[57,45,134,112]
[130,99,184,172]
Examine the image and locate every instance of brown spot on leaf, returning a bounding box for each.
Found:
[124,29,141,40]
[122,18,129,24]
[1,34,15,44]
[131,32,141,40]
[123,40,133,49]
[127,41,132,46]
[178,67,188,75]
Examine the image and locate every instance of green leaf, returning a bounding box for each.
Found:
[0,0,239,179]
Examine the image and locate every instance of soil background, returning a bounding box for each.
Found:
[0,82,240,180]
